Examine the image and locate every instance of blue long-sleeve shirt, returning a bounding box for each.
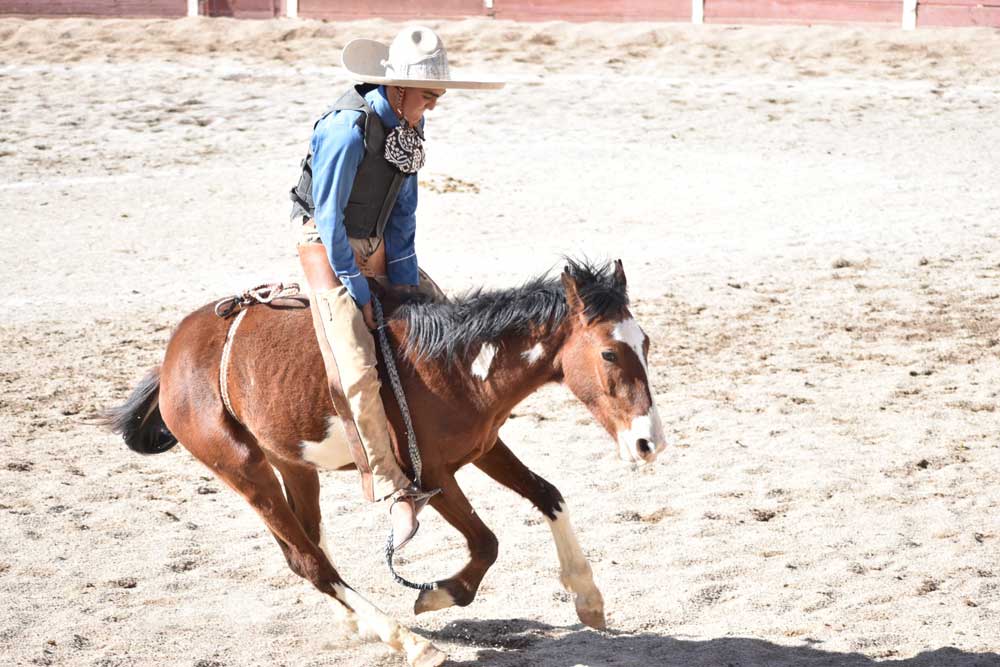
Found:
[310,86,419,307]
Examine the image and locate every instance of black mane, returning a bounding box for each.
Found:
[393,258,628,360]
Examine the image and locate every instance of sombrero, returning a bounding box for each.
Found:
[341,26,505,90]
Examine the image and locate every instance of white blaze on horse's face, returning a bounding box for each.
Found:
[610,318,666,464]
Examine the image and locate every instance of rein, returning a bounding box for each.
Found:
[371,293,438,592]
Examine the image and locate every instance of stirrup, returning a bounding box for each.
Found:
[395,487,442,507]
[389,488,442,551]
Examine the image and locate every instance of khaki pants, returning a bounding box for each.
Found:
[298,221,443,501]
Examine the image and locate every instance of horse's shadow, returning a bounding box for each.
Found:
[418,618,999,666]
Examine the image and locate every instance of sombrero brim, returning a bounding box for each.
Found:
[341,38,505,90]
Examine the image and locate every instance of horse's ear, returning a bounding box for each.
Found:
[613,259,627,290]
[561,267,584,315]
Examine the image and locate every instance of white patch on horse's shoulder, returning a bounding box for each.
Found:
[300,416,353,470]
[471,343,497,380]
[612,318,648,372]
[522,342,545,365]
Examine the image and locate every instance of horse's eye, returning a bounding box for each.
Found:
[601,350,618,363]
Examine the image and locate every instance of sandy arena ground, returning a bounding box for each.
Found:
[1,16,999,667]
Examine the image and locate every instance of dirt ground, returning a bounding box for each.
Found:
[1,16,999,667]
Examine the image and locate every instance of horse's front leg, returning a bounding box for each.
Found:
[474,438,606,629]
[413,471,499,615]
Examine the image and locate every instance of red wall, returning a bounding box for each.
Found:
[492,0,690,21]
[705,0,902,24]
[202,0,280,18]
[916,0,1000,25]
[297,0,485,20]
[0,0,186,16]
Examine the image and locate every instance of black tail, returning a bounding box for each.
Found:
[101,367,178,455]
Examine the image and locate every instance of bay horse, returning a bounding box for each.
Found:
[104,259,666,667]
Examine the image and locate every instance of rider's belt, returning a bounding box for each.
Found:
[300,219,387,279]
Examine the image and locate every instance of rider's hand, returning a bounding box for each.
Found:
[361,301,378,330]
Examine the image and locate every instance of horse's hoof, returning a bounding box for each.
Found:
[406,641,447,667]
[576,604,607,630]
[414,586,456,615]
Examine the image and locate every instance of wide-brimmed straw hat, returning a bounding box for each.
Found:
[341,26,505,90]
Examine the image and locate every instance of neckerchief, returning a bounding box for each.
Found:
[384,122,425,174]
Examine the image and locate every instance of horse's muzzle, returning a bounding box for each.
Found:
[616,407,667,464]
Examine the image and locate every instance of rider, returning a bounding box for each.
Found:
[289,27,503,549]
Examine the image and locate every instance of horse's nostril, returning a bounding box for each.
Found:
[637,438,652,455]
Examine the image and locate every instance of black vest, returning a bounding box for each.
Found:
[289,84,404,239]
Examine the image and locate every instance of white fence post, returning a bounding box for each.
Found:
[692,0,704,24]
[187,0,198,17]
[287,0,298,18]
[902,0,917,29]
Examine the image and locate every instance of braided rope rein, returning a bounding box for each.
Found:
[371,294,438,592]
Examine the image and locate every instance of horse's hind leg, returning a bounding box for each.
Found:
[270,459,325,555]
[269,459,369,639]
[181,429,446,667]
[474,438,606,630]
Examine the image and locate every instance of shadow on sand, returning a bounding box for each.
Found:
[419,618,999,667]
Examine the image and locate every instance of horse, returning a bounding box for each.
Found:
[103,258,666,667]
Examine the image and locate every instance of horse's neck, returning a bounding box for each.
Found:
[385,316,567,430]
[464,324,568,418]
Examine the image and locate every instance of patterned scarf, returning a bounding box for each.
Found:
[384,123,425,174]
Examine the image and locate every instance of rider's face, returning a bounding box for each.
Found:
[394,87,445,126]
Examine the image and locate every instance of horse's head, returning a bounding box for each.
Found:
[558,260,666,464]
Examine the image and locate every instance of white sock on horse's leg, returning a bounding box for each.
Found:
[546,502,607,629]
[332,583,446,667]
[317,522,332,562]
[325,595,370,640]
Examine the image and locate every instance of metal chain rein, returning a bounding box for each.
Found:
[371,293,437,592]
